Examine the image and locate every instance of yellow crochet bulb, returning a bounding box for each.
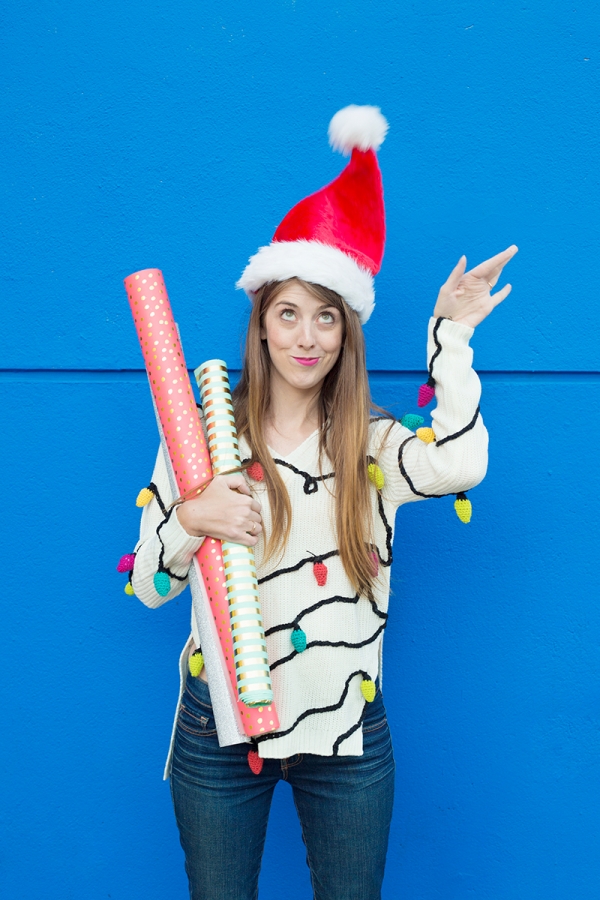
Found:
[454,495,472,523]
[360,678,376,703]
[124,582,135,596]
[367,463,385,490]
[188,652,204,677]
[136,487,154,507]
[416,427,436,444]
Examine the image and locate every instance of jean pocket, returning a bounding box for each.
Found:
[177,698,218,737]
[177,674,217,737]
[177,703,218,737]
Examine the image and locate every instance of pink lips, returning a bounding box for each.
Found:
[293,357,320,367]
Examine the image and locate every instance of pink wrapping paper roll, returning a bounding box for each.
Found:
[125,268,279,738]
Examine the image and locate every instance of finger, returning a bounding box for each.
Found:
[225,475,251,495]
[444,255,467,292]
[491,283,512,306]
[250,498,262,513]
[467,245,518,279]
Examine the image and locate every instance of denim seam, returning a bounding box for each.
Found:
[363,717,387,734]
[179,702,214,722]
[177,723,218,738]
[182,692,213,712]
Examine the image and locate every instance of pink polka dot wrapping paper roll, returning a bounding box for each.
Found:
[124,268,279,737]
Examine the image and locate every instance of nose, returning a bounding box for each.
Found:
[297,318,316,349]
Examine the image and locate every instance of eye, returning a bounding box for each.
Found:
[319,310,336,324]
[281,308,296,321]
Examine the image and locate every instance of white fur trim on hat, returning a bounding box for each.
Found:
[328,105,389,156]
[236,240,375,324]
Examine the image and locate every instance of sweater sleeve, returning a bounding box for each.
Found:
[131,445,205,609]
[373,317,488,508]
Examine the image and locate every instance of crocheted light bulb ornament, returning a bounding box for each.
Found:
[400,413,424,430]
[361,678,376,703]
[153,571,171,596]
[291,627,307,653]
[124,582,135,596]
[248,748,264,775]
[247,461,264,482]
[454,492,472,523]
[416,427,436,444]
[116,553,136,573]
[136,487,154,507]
[313,560,328,586]
[418,377,435,407]
[188,650,204,677]
[371,551,379,577]
[368,463,385,490]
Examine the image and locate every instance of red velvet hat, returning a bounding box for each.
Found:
[237,105,388,324]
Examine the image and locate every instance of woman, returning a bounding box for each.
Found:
[131,106,517,900]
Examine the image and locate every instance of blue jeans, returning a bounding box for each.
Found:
[170,671,395,900]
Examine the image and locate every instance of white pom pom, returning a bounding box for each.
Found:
[328,105,389,156]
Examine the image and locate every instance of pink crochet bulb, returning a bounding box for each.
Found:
[117,553,135,573]
[417,381,435,407]
[371,551,379,577]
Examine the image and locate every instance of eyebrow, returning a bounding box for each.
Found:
[274,300,336,311]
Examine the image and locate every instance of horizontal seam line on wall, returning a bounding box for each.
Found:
[0,369,599,383]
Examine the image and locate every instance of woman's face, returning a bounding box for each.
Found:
[260,281,344,394]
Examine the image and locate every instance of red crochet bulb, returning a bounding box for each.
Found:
[247,461,264,482]
[248,748,263,775]
[313,560,328,586]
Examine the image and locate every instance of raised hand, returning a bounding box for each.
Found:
[433,245,518,328]
[176,474,263,546]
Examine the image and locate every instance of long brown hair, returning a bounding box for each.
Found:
[233,277,388,600]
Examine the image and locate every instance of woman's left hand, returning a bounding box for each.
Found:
[433,245,518,328]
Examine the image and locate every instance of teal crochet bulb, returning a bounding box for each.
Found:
[400,413,424,430]
[291,627,307,653]
[153,571,171,597]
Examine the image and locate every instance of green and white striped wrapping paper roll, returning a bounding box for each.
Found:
[195,360,273,707]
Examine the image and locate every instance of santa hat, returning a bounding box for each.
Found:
[236,105,388,324]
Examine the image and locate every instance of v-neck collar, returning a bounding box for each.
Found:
[266,428,320,461]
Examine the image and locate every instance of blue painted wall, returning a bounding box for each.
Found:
[2,2,599,897]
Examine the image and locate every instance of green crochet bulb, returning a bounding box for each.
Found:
[454,493,472,523]
[291,627,307,653]
[400,413,424,430]
[153,571,171,596]
[367,463,385,491]
[189,651,204,677]
[361,678,376,703]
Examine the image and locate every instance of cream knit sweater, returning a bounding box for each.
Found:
[132,317,488,761]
